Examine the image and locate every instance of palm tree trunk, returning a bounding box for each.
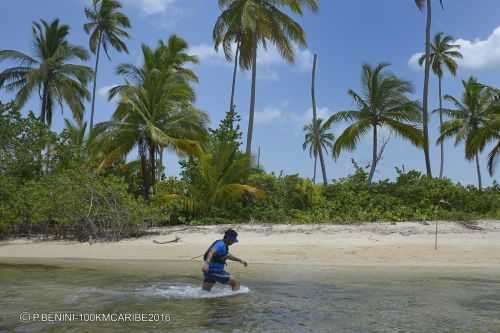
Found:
[368,125,378,184]
[89,32,103,136]
[229,42,240,113]
[422,0,433,178]
[158,147,164,181]
[41,85,52,172]
[139,138,149,199]
[438,76,444,178]
[313,155,317,184]
[149,142,156,195]
[475,153,483,190]
[311,54,328,185]
[40,82,49,125]
[246,33,257,156]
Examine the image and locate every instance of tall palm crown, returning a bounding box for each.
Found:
[90,36,208,199]
[414,0,444,178]
[303,118,334,182]
[0,19,92,127]
[214,0,319,156]
[326,63,423,184]
[439,78,497,155]
[84,0,131,134]
[438,77,500,188]
[84,0,131,57]
[418,32,462,178]
[215,0,319,68]
[111,35,199,94]
[418,32,461,78]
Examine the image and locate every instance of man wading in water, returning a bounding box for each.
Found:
[202,229,248,291]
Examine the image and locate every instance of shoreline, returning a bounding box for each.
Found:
[1,221,500,269]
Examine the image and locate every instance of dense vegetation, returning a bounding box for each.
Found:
[1,0,500,241]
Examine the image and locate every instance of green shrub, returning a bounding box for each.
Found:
[1,169,163,241]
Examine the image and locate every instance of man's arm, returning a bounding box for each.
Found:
[202,249,215,272]
[227,253,248,267]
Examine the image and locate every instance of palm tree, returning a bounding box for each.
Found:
[215,0,319,156]
[438,77,500,189]
[418,32,462,178]
[484,127,500,177]
[325,63,423,184]
[303,118,335,184]
[90,37,208,199]
[213,4,241,115]
[64,118,87,148]
[84,0,131,135]
[472,84,500,177]
[189,142,265,214]
[0,19,92,127]
[415,0,444,178]
[60,118,88,164]
[310,53,329,185]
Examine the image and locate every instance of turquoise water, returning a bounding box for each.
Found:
[1,261,500,332]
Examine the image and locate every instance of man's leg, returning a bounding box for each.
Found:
[202,281,215,291]
[228,276,240,291]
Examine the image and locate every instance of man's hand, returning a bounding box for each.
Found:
[202,262,209,273]
[227,253,248,267]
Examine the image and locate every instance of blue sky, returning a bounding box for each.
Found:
[1,0,500,185]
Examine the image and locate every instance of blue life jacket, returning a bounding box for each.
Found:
[204,240,228,270]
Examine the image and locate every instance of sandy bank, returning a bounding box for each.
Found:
[1,221,500,268]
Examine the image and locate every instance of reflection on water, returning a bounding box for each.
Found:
[1,262,500,332]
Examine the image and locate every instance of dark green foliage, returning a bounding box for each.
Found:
[151,177,193,225]
[322,167,500,222]
[1,169,162,241]
[0,110,164,240]
[0,105,56,180]
[184,166,500,224]
[209,108,243,148]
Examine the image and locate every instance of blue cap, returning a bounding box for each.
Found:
[224,229,239,243]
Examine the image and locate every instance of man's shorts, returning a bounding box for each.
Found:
[203,270,231,284]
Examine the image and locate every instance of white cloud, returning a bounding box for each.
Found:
[302,106,332,123]
[408,52,424,70]
[244,67,280,81]
[296,49,315,72]
[255,106,285,124]
[409,26,500,71]
[254,104,333,126]
[122,0,176,15]
[257,45,314,72]
[189,44,221,61]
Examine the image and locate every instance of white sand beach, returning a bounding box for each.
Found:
[1,221,500,268]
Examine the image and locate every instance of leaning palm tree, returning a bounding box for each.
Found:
[303,118,335,184]
[84,0,131,135]
[90,38,208,199]
[326,63,423,184]
[438,77,500,189]
[415,0,444,178]
[418,32,462,178]
[0,19,92,127]
[215,0,319,156]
